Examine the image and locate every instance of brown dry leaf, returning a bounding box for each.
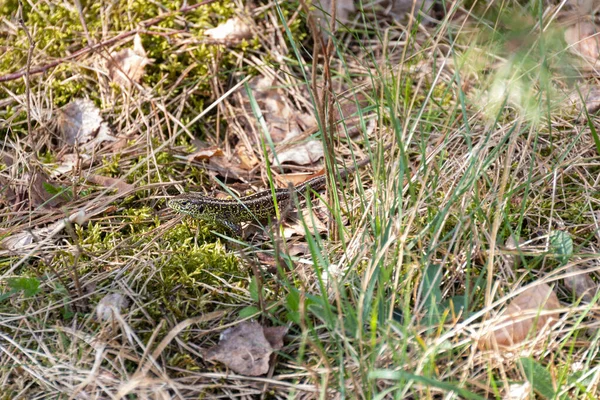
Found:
[480,283,561,350]
[57,99,113,147]
[86,175,133,195]
[203,321,286,376]
[276,171,324,187]
[186,146,224,163]
[12,169,66,210]
[263,326,288,351]
[204,17,252,41]
[106,34,152,88]
[235,144,258,170]
[96,293,130,322]
[238,75,313,144]
[0,230,34,253]
[567,84,600,116]
[1,210,88,255]
[564,22,600,63]
[275,140,324,166]
[563,266,598,303]
[389,0,435,21]
[283,207,328,238]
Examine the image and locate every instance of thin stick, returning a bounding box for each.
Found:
[17,1,34,138]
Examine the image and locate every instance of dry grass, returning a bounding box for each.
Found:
[1,0,600,398]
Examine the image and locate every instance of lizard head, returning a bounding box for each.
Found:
[168,196,205,218]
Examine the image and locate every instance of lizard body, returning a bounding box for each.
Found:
[168,146,386,235]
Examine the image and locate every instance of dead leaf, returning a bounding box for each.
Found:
[237,75,313,144]
[205,17,252,41]
[506,382,532,400]
[389,0,435,21]
[12,169,67,210]
[235,144,258,170]
[106,34,152,88]
[503,235,525,274]
[312,0,354,36]
[276,171,324,187]
[262,326,288,351]
[275,140,324,166]
[186,146,224,163]
[563,266,598,303]
[564,22,600,63]
[480,283,561,350]
[57,99,113,147]
[567,84,600,116]
[96,293,129,321]
[0,230,34,252]
[203,321,286,376]
[283,207,328,238]
[1,210,89,255]
[86,175,133,195]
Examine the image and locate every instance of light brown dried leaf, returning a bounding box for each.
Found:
[235,144,258,170]
[14,170,66,209]
[86,175,133,195]
[107,34,151,88]
[1,210,88,255]
[283,207,328,238]
[563,266,598,303]
[276,171,324,187]
[567,84,600,116]
[275,141,324,166]
[186,146,224,162]
[57,99,113,147]
[263,326,288,351]
[480,283,561,350]
[203,321,280,376]
[204,17,252,41]
[96,293,130,321]
[564,22,600,63]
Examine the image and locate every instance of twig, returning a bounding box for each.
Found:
[17,1,34,138]
[0,0,218,83]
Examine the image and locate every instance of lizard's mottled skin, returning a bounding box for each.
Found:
[168,149,382,235]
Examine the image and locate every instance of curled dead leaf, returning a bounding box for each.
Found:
[479,283,561,350]
[563,266,598,303]
[106,34,151,88]
[12,169,67,210]
[86,175,134,195]
[204,17,252,41]
[96,293,129,322]
[186,146,224,163]
[564,22,600,64]
[235,144,258,170]
[275,140,324,166]
[202,321,287,376]
[57,99,113,147]
[1,210,88,255]
[567,84,600,117]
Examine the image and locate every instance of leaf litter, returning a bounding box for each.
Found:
[202,321,287,376]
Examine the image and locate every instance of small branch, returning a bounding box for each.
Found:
[17,1,34,138]
[0,0,218,83]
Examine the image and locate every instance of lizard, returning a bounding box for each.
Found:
[168,143,391,236]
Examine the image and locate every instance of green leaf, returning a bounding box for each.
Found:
[7,277,40,297]
[249,276,260,302]
[549,231,573,266]
[421,264,444,324]
[369,369,485,400]
[519,358,556,399]
[43,182,63,196]
[238,306,260,319]
[0,289,17,302]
